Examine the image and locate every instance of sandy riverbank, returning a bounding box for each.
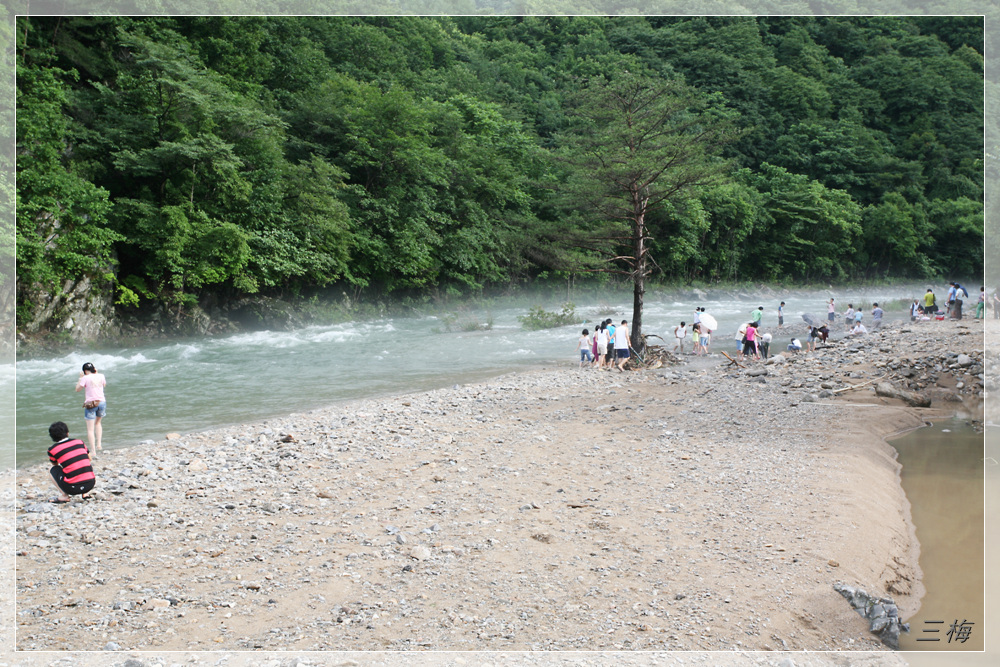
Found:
[8,318,985,660]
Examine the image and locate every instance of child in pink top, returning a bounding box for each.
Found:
[74,362,107,455]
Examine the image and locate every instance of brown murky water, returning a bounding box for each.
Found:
[893,421,985,653]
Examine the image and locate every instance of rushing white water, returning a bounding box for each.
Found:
[10,286,929,468]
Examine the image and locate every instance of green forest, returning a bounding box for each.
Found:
[15,15,984,330]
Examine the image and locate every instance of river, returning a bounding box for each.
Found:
[7,286,928,469]
[894,420,985,652]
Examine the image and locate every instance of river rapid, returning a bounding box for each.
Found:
[8,285,930,468]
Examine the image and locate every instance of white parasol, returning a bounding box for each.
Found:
[699,314,718,332]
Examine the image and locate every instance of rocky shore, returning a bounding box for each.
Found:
[9,318,984,660]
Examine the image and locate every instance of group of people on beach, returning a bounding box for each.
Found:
[45,362,107,504]
[576,318,631,372]
[673,307,714,356]
[733,308,773,361]
[574,281,986,371]
[907,282,985,321]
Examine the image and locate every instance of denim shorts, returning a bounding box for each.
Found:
[581,349,593,362]
[84,401,107,420]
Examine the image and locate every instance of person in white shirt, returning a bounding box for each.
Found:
[614,320,630,372]
[594,324,609,369]
[673,321,687,354]
[575,329,593,368]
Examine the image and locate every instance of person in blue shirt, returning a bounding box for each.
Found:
[871,303,884,329]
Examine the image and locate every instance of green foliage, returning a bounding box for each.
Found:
[518,302,577,330]
[737,163,863,282]
[14,15,985,333]
[15,61,121,315]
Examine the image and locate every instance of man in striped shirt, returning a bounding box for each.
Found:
[47,421,95,503]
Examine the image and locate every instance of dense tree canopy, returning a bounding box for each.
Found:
[14,15,984,327]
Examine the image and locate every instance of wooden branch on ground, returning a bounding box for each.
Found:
[830,374,887,394]
[721,350,745,368]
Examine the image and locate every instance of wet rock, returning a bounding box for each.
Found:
[833,582,909,649]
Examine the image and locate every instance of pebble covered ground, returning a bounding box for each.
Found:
[5,318,989,667]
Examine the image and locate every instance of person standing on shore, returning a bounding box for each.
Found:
[951,282,968,319]
[604,319,616,366]
[854,308,863,328]
[777,301,785,328]
[742,322,759,360]
[47,421,95,503]
[807,326,821,352]
[976,287,985,319]
[946,282,957,315]
[827,298,836,324]
[614,320,630,372]
[844,304,855,330]
[923,289,937,315]
[750,306,763,330]
[735,322,748,360]
[576,329,593,368]
[698,324,711,356]
[75,362,106,456]
[673,321,688,354]
[871,303,884,329]
[759,332,771,360]
[594,324,609,369]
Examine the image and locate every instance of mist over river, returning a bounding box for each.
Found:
[9,286,929,468]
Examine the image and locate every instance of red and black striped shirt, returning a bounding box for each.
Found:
[47,438,95,485]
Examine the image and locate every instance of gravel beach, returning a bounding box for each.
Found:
[6,318,988,665]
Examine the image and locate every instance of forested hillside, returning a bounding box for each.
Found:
[15,16,984,333]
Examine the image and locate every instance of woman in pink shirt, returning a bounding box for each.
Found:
[741,323,759,360]
[74,362,107,456]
